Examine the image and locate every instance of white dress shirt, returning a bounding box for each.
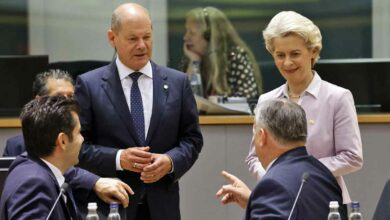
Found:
[115,57,154,170]
[41,158,66,202]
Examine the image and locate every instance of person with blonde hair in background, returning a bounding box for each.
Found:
[182,6,262,99]
[245,11,363,205]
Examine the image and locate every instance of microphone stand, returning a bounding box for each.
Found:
[287,172,310,220]
[45,183,69,220]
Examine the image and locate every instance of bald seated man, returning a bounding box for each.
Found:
[216,99,347,220]
[2,69,133,216]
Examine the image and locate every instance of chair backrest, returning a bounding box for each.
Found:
[48,60,110,80]
[0,157,16,196]
[373,178,390,220]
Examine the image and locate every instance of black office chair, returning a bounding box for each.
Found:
[0,157,16,196]
[373,178,390,220]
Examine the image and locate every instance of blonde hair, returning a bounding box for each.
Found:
[186,7,262,96]
[263,11,322,64]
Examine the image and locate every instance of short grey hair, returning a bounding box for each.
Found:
[262,11,322,64]
[254,99,307,145]
[32,69,74,97]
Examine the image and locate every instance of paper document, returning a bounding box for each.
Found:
[195,95,251,115]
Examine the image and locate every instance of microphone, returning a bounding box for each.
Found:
[287,172,310,220]
[46,183,69,220]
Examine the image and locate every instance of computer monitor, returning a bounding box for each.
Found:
[316,58,390,112]
[0,55,49,117]
[0,157,16,196]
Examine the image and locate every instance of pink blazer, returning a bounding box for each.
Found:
[246,72,363,204]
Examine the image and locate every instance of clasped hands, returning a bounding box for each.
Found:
[120,146,172,183]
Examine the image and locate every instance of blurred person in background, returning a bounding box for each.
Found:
[182,6,262,99]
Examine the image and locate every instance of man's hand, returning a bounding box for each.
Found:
[93,178,134,208]
[140,153,173,183]
[120,146,153,172]
[216,170,251,209]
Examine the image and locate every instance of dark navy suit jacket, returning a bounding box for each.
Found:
[2,135,99,204]
[245,147,347,220]
[75,61,203,219]
[373,178,390,220]
[0,154,80,220]
[3,135,24,157]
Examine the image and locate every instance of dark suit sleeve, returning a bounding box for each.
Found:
[248,178,294,220]
[2,139,12,156]
[5,176,57,220]
[75,76,119,176]
[3,136,25,157]
[373,179,390,220]
[64,167,99,202]
[165,77,203,181]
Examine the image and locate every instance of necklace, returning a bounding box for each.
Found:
[287,87,303,99]
[288,91,301,99]
[289,94,300,99]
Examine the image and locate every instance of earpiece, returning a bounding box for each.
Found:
[202,8,211,42]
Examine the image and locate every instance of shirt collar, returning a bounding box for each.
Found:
[116,57,153,80]
[305,71,321,99]
[40,158,65,188]
[265,158,277,172]
[280,71,321,99]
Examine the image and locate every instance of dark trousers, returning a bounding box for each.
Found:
[135,203,151,220]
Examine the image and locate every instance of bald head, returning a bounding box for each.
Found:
[111,3,151,33]
[108,3,153,70]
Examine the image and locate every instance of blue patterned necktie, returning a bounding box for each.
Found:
[130,72,145,146]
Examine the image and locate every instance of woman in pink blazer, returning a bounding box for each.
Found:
[245,11,363,204]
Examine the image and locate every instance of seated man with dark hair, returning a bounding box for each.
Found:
[0,96,133,219]
[4,69,74,156]
[216,99,347,219]
[2,70,133,218]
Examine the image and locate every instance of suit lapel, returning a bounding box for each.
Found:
[34,157,75,219]
[146,62,168,144]
[62,187,79,220]
[101,63,139,143]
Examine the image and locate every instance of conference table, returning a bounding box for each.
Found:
[1,114,390,219]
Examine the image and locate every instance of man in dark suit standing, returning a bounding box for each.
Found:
[75,3,203,220]
[216,99,347,219]
[0,96,134,219]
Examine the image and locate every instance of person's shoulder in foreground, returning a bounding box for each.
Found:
[0,153,70,220]
[247,147,346,220]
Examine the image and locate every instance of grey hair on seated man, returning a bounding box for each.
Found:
[216,98,346,219]
[254,98,307,145]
